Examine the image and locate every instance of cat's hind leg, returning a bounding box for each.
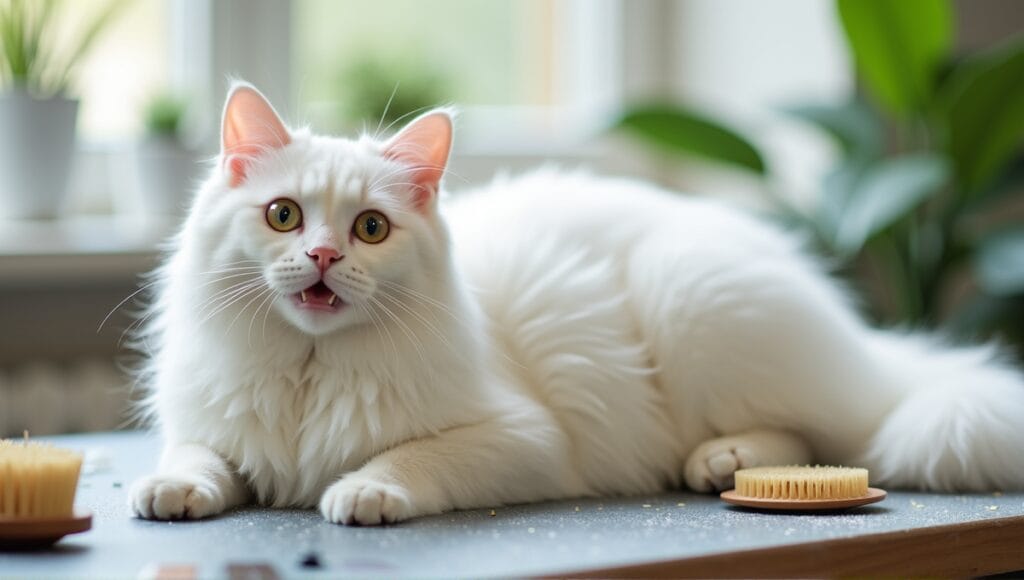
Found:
[129,443,249,520]
[684,429,812,492]
[625,223,902,470]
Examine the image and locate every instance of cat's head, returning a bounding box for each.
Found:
[185,83,454,336]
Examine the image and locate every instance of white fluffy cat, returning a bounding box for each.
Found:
[129,83,1024,525]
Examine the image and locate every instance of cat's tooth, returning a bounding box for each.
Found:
[300,290,308,303]
[328,293,338,306]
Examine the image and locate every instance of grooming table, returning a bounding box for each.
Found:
[2,431,1022,578]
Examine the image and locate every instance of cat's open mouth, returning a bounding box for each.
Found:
[294,281,343,312]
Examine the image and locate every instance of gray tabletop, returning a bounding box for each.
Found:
[2,431,1023,578]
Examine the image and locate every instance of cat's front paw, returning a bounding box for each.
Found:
[320,476,414,526]
[129,474,225,520]
[684,440,758,492]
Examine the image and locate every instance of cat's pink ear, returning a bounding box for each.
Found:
[220,84,291,187]
[383,109,453,210]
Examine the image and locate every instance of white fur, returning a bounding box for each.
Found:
[130,98,1024,524]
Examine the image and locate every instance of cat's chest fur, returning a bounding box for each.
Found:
[162,339,442,508]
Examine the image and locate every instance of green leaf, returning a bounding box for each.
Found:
[975,228,1024,296]
[782,101,884,158]
[53,0,128,93]
[963,157,1024,214]
[616,105,766,175]
[818,157,871,247]
[944,293,1024,344]
[837,0,952,115]
[832,154,950,254]
[939,35,1024,193]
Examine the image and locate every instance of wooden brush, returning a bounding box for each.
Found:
[720,465,886,510]
[0,434,92,548]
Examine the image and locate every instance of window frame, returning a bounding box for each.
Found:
[177,0,669,155]
[64,0,671,217]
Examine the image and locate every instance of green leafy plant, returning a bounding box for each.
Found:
[143,92,188,139]
[0,0,127,97]
[334,55,449,129]
[617,0,1024,354]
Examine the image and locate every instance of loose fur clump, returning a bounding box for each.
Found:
[128,83,1024,525]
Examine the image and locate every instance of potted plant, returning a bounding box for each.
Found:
[332,55,448,131]
[616,0,1024,356]
[129,91,197,218]
[0,0,125,219]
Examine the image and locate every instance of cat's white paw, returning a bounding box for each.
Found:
[320,477,414,526]
[129,474,225,520]
[684,440,758,492]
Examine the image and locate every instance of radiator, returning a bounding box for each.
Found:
[0,358,134,437]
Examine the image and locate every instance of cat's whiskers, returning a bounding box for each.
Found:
[197,286,265,331]
[195,289,260,329]
[222,284,273,343]
[195,270,265,291]
[118,310,155,350]
[376,289,458,354]
[366,159,468,193]
[377,285,452,335]
[199,278,265,315]
[377,280,468,327]
[198,265,263,277]
[378,281,526,372]
[196,279,268,328]
[373,82,401,139]
[248,287,280,348]
[195,277,265,316]
[200,258,263,269]
[98,279,162,333]
[372,104,439,141]
[365,164,422,193]
[367,295,429,366]
[260,291,282,345]
[355,301,399,365]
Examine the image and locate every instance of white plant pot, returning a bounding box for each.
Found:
[0,90,79,219]
[129,135,199,218]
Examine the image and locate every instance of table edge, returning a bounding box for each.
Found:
[558,513,1024,578]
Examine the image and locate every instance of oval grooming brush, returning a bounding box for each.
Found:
[720,466,886,511]
[0,437,92,548]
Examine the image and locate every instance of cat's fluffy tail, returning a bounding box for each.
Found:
[862,333,1024,491]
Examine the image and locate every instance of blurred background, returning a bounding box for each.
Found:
[0,0,1022,436]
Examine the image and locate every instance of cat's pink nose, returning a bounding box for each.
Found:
[306,247,342,273]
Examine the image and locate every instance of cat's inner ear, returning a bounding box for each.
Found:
[383,110,453,211]
[221,84,291,187]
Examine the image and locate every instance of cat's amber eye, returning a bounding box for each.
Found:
[353,210,390,244]
[265,198,302,232]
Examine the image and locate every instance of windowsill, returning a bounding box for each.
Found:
[0,134,630,287]
[0,215,177,286]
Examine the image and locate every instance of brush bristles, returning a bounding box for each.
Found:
[734,466,869,500]
[0,440,83,519]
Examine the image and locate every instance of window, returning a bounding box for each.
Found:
[46,0,631,214]
[291,0,622,151]
[66,0,171,141]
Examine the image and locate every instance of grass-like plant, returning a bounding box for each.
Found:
[0,0,127,97]
[617,0,1024,355]
[143,91,188,139]
[334,55,449,129]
